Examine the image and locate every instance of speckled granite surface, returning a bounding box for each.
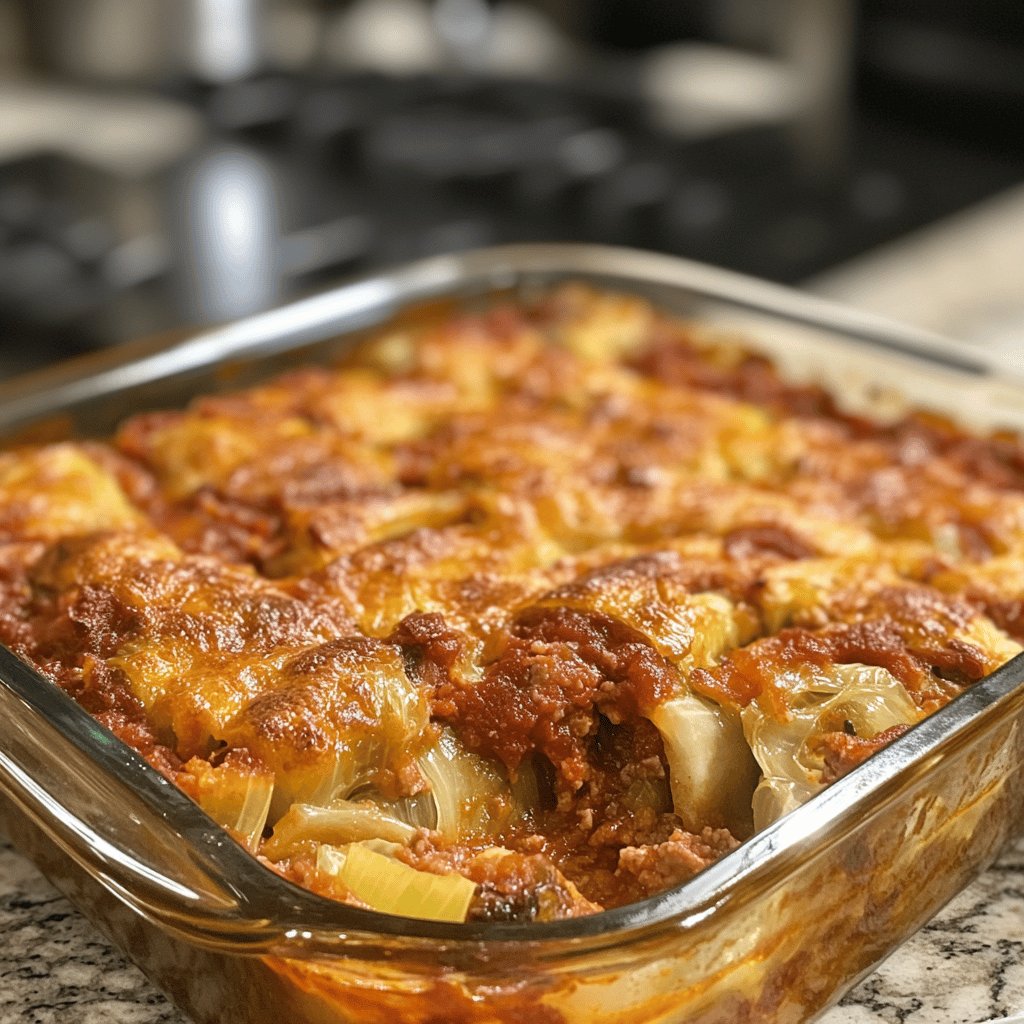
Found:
[0,838,182,1024]
[1,831,1022,1024]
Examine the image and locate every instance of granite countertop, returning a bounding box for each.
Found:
[4,187,1024,1024]
[1,831,1022,1024]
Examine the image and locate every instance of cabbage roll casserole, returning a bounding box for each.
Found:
[1,285,1022,924]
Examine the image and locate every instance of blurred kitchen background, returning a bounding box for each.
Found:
[1,0,1023,375]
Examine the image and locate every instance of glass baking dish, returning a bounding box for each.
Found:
[1,244,1023,1024]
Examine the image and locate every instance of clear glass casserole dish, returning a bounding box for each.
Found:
[0,244,1023,1024]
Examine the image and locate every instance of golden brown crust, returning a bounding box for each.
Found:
[1,284,1022,918]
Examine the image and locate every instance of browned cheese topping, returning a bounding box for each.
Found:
[0,284,1021,921]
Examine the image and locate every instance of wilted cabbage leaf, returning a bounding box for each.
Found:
[220,638,432,818]
[741,662,923,829]
[315,841,476,923]
[351,727,534,839]
[182,756,274,853]
[262,799,417,859]
[417,727,535,837]
[649,691,759,837]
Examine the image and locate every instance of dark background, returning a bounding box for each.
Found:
[1,0,1022,373]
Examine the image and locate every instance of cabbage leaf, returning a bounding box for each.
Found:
[741,662,922,829]
[183,756,274,853]
[650,691,759,837]
[262,799,416,860]
[315,841,476,923]
[355,727,535,840]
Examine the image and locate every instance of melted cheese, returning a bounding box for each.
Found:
[3,283,1023,919]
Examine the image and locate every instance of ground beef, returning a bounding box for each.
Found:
[616,827,740,898]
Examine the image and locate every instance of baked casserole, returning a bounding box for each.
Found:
[1,283,1022,925]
